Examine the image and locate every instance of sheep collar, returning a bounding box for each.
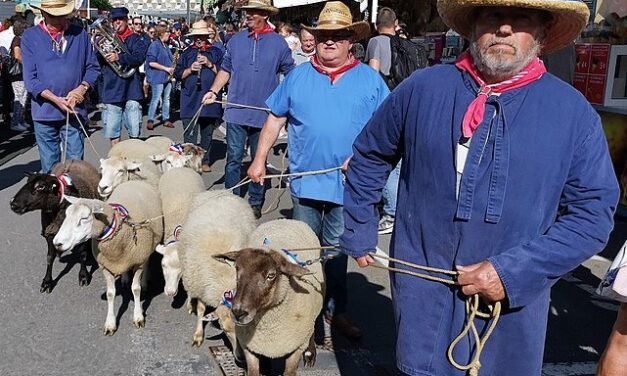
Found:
[165,225,183,245]
[168,143,184,155]
[97,203,130,242]
[52,173,74,204]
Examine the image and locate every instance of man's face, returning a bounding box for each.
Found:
[112,17,128,33]
[300,29,315,53]
[245,10,268,30]
[315,31,354,65]
[147,28,155,39]
[471,7,546,79]
[132,19,142,32]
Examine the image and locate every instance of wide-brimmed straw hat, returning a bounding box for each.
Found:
[302,1,370,41]
[437,0,590,54]
[31,0,75,17]
[237,0,279,16]
[186,20,210,36]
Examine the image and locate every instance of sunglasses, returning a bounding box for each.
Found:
[316,33,353,43]
[133,22,142,26]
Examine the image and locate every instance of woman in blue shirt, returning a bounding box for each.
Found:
[145,25,174,130]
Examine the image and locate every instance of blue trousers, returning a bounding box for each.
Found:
[103,101,142,139]
[382,160,402,216]
[34,118,85,173]
[183,117,217,165]
[225,122,264,206]
[147,82,172,123]
[292,196,348,316]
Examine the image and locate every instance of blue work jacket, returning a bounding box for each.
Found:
[174,46,223,119]
[100,32,149,104]
[341,64,619,376]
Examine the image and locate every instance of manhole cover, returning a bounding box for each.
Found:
[209,345,245,376]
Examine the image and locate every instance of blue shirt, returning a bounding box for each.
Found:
[100,32,149,104]
[175,46,223,119]
[145,39,173,85]
[222,30,294,128]
[22,24,100,121]
[266,62,389,204]
[341,65,619,375]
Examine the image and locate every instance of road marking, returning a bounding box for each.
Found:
[542,361,597,376]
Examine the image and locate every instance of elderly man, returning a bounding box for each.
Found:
[341,0,619,375]
[22,0,100,173]
[292,28,315,65]
[100,7,149,146]
[202,0,294,219]
[248,1,389,339]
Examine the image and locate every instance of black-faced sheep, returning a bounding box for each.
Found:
[9,160,100,293]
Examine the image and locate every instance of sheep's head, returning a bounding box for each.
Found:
[182,144,206,172]
[10,172,61,214]
[155,243,182,297]
[53,196,105,252]
[98,157,142,197]
[149,153,193,172]
[214,248,311,326]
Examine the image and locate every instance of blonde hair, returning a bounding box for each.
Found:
[208,23,222,43]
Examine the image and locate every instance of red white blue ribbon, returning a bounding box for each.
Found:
[52,173,73,203]
[97,204,130,242]
[168,143,184,155]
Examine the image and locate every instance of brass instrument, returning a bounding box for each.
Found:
[169,47,181,82]
[91,17,136,79]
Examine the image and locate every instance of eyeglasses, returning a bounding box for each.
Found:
[133,22,142,26]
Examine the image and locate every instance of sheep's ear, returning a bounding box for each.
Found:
[64,195,80,205]
[155,244,167,255]
[213,251,239,267]
[99,158,106,166]
[125,160,143,171]
[24,171,35,178]
[150,154,166,162]
[86,199,106,214]
[279,259,312,278]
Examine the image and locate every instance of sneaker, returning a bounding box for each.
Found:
[324,313,362,339]
[10,123,29,132]
[251,204,262,219]
[378,214,395,235]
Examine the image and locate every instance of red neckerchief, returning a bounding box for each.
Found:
[248,23,274,40]
[39,21,68,40]
[310,54,360,84]
[455,51,546,138]
[117,27,135,43]
[192,41,212,51]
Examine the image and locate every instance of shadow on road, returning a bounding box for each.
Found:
[0,160,41,190]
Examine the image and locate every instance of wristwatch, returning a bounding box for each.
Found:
[80,82,90,91]
[208,90,218,97]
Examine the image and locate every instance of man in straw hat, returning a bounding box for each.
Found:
[175,20,224,172]
[22,0,100,173]
[202,0,294,219]
[248,1,388,340]
[341,0,619,375]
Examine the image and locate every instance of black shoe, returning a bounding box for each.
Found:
[251,205,262,219]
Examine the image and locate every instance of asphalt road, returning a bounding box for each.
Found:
[0,116,624,376]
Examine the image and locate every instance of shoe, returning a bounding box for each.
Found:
[201,164,211,173]
[378,214,395,235]
[325,313,362,339]
[163,121,174,128]
[146,121,154,130]
[251,204,262,219]
[10,123,29,132]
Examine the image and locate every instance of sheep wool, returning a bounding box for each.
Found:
[241,219,325,358]
[107,139,161,160]
[145,136,175,153]
[158,168,205,241]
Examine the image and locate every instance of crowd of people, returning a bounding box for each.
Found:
[1,0,626,375]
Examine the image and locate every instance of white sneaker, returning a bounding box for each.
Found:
[378,214,395,235]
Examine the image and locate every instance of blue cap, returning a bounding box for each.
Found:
[172,22,181,30]
[110,7,129,19]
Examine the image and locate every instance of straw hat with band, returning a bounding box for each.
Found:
[187,20,211,37]
[437,0,590,54]
[237,0,279,16]
[30,0,75,17]
[302,1,370,41]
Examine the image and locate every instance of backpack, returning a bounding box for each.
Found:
[382,34,422,90]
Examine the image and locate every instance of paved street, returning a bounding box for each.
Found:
[0,114,624,376]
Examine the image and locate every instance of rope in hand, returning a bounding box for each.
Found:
[215,100,270,112]
[61,111,70,164]
[180,104,205,142]
[72,112,102,159]
[226,165,344,194]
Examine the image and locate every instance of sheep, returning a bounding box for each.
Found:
[154,167,205,297]
[214,219,324,376]
[53,180,164,335]
[97,156,161,198]
[144,136,174,152]
[149,143,206,173]
[107,139,161,160]
[9,160,100,293]
[177,191,256,347]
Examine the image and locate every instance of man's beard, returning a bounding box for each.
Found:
[470,35,542,81]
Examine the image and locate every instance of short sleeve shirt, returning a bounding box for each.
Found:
[366,35,391,76]
[266,62,390,204]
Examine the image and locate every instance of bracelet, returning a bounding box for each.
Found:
[209,90,218,97]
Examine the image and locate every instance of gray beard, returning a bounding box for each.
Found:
[469,37,542,82]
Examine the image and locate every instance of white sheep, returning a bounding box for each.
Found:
[144,136,174,152]
[53,180,164,335]
[149,143,206,173]
[98,157,162,197]
[214,219,324,376]
[155,167,205,297]
[177,190,256,347]
[107,139,161,159]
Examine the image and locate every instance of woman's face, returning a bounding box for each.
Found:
[207,29,216,40]
[147,28,156,39]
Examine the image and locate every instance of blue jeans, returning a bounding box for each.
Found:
[147,82,172,123]
[292,196,348,316]
[34,119,85,173]
[103,101,142,139]
[183,117,217,165]
[225,122,264,206]
[382,160,402,217]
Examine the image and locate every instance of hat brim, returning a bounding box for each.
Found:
[237,4,279,15]
[437,0,590,54]
[301,21,371,41]
[186,30,210,36]
[31,3,75,17]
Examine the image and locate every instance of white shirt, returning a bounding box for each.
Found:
[0,26,15,54]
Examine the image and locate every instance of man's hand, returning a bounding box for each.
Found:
[191,61,201,71]
[247,158,266,184]
[456,261,506,303]
[202,90,217,105]
[341,156,352,172]
[53,96,74,113]
[166,67,175,75]
[105,52,119,63]
[355,254,375,268]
